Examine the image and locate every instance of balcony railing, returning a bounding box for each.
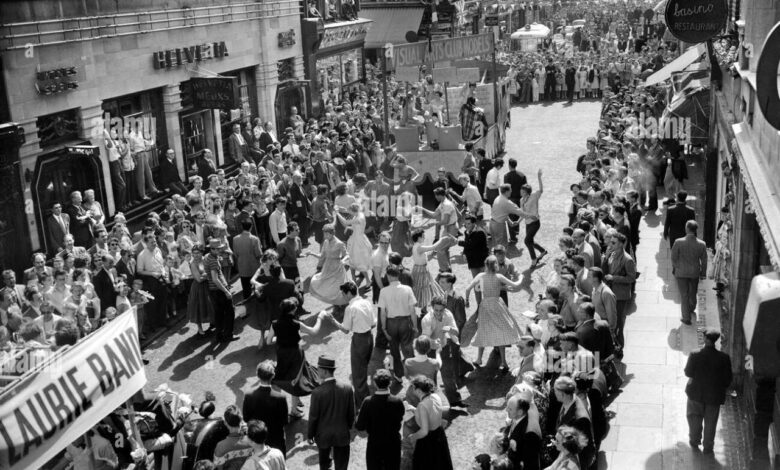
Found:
[1,1,301,51]
[304,0,360,22]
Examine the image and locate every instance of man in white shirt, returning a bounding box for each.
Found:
[269,197,288,247]
[127,127,158,200]
[483,158,504,204]
[370,232,390,304]
[378,265,417,380]
[421,296,469,407]
[328,281,376,405]
[452,174,484,224]
[417,187,459,271]
[136,234,167,330]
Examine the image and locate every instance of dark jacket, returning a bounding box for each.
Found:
[242,385,289,454]
[663,203,696,246]
[504,170,527,202]
[628,203,642,247]
[158,157,182,186]
[93,269,117,313]
[308,379,356,448]
[459,228,490,270]
[197,156,217,187]
[355,392,405,450]
[503,414,542,470]
[287,183,311,217]
[557,397,595,467]
[46,213,70,255]
[575,318,615,359]
[115,259,135,284]
[685,345,733,405]
[258,278,301,322]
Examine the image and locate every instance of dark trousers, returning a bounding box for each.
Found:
[318,445,350,470]
[109,160,126,210]
[687,399,720,450]
[208,289,235,341]
[524,220,546,261]
[141,275,168,330]
[386,316,415,377]
[282,266,301,289]
[366,439,401,470]
[544,77,556,100]
[292,213,310,245]
[676,277,699,322]
[615,299,628,348]
[508,208,520,241]
[485,188,499,205]
[566,83,575,101]
[351,332,373,406]
[239,276,253,300]
[165,181,189,195]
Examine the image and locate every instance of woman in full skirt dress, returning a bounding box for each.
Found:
[335,202,373,289]
[187,245,214,336]
[308,224,349,307]
[409,229,446,310]
[390,190,415,258]
[248,249,285,348]
[272,297,325,417]
[408,376,453,470]
[333,183,358,241]
[464,255,526,371]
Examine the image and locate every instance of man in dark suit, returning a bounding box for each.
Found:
[308,355,355,470]
[232,220,262,300]
[663,190,696,250]
[45,202,70,256]
[115,249,136,284]
[553,376,595,468]
[574,302,615,360]
[158,149,188,195]
[503,394,542,470]
[627,190,642,255]
[196,149,217,188]
[355,369,405,470]
[228,123,250,164]
[671,220,708,325]
[684,328,732,453]
[503,158,527,243]
[65,190,94,248]
[93,254,117,315]
[287,172,311,246]
[242,360,289,455]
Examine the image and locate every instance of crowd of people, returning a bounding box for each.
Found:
[0,1,720,467]
[502,0,675,103]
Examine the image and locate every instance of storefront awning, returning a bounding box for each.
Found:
[361,8,425,49]
[643,43,707,87]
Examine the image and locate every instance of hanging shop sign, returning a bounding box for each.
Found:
[278,29,297,48]
[190,77,241,110]
[319,20,372,50]
[485,15,500,26]
[391,33,493,68]
[35,67,78,95]
[756,22,780,130]
[664,0,728,44]
[66,145,99,157]
[0,310,146,470]
[153,42,229,70]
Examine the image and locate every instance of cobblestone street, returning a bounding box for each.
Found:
[142,100,749,469]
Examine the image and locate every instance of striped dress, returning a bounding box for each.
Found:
[411,243,445,308]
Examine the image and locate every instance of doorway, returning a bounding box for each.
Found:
[275,84,307,134]
[180,109,214,178]
[32,147,105,255]
[0,129,30,273]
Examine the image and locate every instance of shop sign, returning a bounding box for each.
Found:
[190,77,240,109]
[756,22,780,130]
[0,310,146,470]
[484,15,499,26]
[66,145,99,157]
[319,21,371,50]
[35,66,78,95]
[664,0,727,44]
[153,42,229,70]
[278,29,296,48]
[391,33,492,68]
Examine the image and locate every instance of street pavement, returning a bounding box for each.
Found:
[142,99,749,469]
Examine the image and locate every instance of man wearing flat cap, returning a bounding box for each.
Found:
[308,354,355,470]
[684,328,732,453]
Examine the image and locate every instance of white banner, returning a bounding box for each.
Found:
[0,310,147,470]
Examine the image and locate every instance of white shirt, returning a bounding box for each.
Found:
[485,168,501,190]
[269,210,288,244]
[137,247,165,276]
[462,184,483,216]
[378,281,416,318]
[421,309,457,349]
[342,296,375,334]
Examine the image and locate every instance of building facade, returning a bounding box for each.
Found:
[708,3,780,463]
[0,0,304,265]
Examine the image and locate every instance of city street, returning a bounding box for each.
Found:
[143,100,602,468]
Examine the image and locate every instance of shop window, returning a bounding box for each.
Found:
[102,90,167,171]
[181,110,210,177]
[219,69,256,165]
[36,109,79,149]
[316,49,364,105]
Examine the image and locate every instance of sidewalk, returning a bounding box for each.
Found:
[598,155,751,470]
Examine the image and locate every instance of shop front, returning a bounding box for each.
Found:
[0,123,30,274]
[301,18,372,115]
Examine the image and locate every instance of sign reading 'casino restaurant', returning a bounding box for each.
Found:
[391,34,493,68]
[664,0,727,44]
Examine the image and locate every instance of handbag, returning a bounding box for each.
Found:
[601,357,624,394]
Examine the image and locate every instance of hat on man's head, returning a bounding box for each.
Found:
[284,127,294,134]
[208,238,226,250]
[317,355,337,370]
